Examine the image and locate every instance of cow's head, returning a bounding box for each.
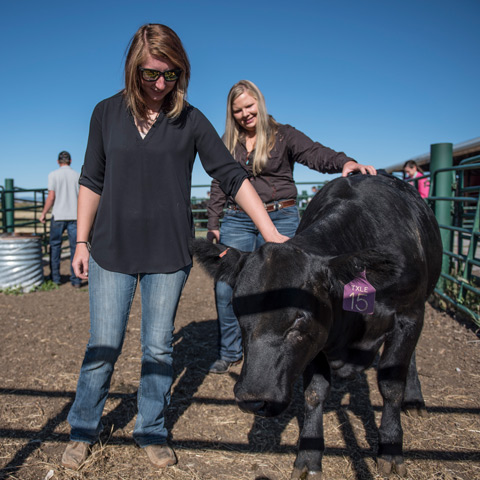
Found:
[193,238,399,417]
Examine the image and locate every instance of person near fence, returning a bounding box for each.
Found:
[62,25,289,471]
[403,160,430,199]
[206,79,377,374]
[39,150,81,287]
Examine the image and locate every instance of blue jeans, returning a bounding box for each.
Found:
[67,256,191,447]
[215,206,300,362]
[49,218,80,285]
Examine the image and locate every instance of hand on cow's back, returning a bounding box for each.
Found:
[260,225,290,243]
[342,160,377,177]
[268,231,290,243]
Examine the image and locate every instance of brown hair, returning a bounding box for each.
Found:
[403,160,424,174]
[57,151,71,165]
[123,24,190,121]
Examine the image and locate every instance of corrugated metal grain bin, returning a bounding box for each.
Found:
[0,234,44,292]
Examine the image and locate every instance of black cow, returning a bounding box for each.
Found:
[194,173,442,479]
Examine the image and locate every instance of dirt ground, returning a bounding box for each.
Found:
[1,259,479,480]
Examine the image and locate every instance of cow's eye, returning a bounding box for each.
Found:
[286,328,304,344]
[285,314,310,343]
[293,314,307,330]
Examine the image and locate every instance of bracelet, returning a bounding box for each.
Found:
[76,241,91,251]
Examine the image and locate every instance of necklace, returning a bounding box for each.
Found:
[135,109,160,138]
[149,109,161,124]
[246,135,256,153]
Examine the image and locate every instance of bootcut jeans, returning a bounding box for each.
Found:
[215,205,300,362]
[67,256,191,447]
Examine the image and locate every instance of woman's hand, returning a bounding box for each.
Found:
[263,230,290,243]
[73,185,101,280]
[207,230,220,243]
[73,243,90,280]
[342,161,377,176]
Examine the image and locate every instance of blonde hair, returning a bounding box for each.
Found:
[123,24,190,121]
[224,80,278,176]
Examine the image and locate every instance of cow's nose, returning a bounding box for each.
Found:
[236,399,266,415]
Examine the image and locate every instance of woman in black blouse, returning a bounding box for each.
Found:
[206,79,376,374]
[62,26,287,471]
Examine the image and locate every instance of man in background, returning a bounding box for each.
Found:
[40,151,81,287]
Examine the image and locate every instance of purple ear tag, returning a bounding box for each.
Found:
[343,270,376,315]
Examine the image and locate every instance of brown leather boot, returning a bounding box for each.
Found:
[61,441,89,470]
[144,444,177,468]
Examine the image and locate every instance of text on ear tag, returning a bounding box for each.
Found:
[343,270,376,315]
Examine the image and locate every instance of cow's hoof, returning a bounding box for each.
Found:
[377,457,407,477]
[291,467,323,480]
[395,462,407,476]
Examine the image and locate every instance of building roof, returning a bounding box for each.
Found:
[386,137,480,173]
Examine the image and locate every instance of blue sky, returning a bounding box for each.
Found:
[1,0,478,197]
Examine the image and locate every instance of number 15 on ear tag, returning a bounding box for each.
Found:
[343,270,376,315]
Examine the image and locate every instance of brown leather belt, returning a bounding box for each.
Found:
[228,198,297,213]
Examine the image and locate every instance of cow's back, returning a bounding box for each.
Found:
[295,173,442,299]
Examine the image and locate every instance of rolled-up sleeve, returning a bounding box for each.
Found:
[193,109,248,199]
[79,101,106,195]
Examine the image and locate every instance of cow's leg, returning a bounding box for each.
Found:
[402,350,427,417]
[291,352,330,480]
[376,312,422,477]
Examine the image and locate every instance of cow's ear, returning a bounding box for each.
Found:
[193,238,248,287]
[327,248,401,290]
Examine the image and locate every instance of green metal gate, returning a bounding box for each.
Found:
[427,152,480,325]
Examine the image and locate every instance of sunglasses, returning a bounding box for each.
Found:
[138,67,181,82]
